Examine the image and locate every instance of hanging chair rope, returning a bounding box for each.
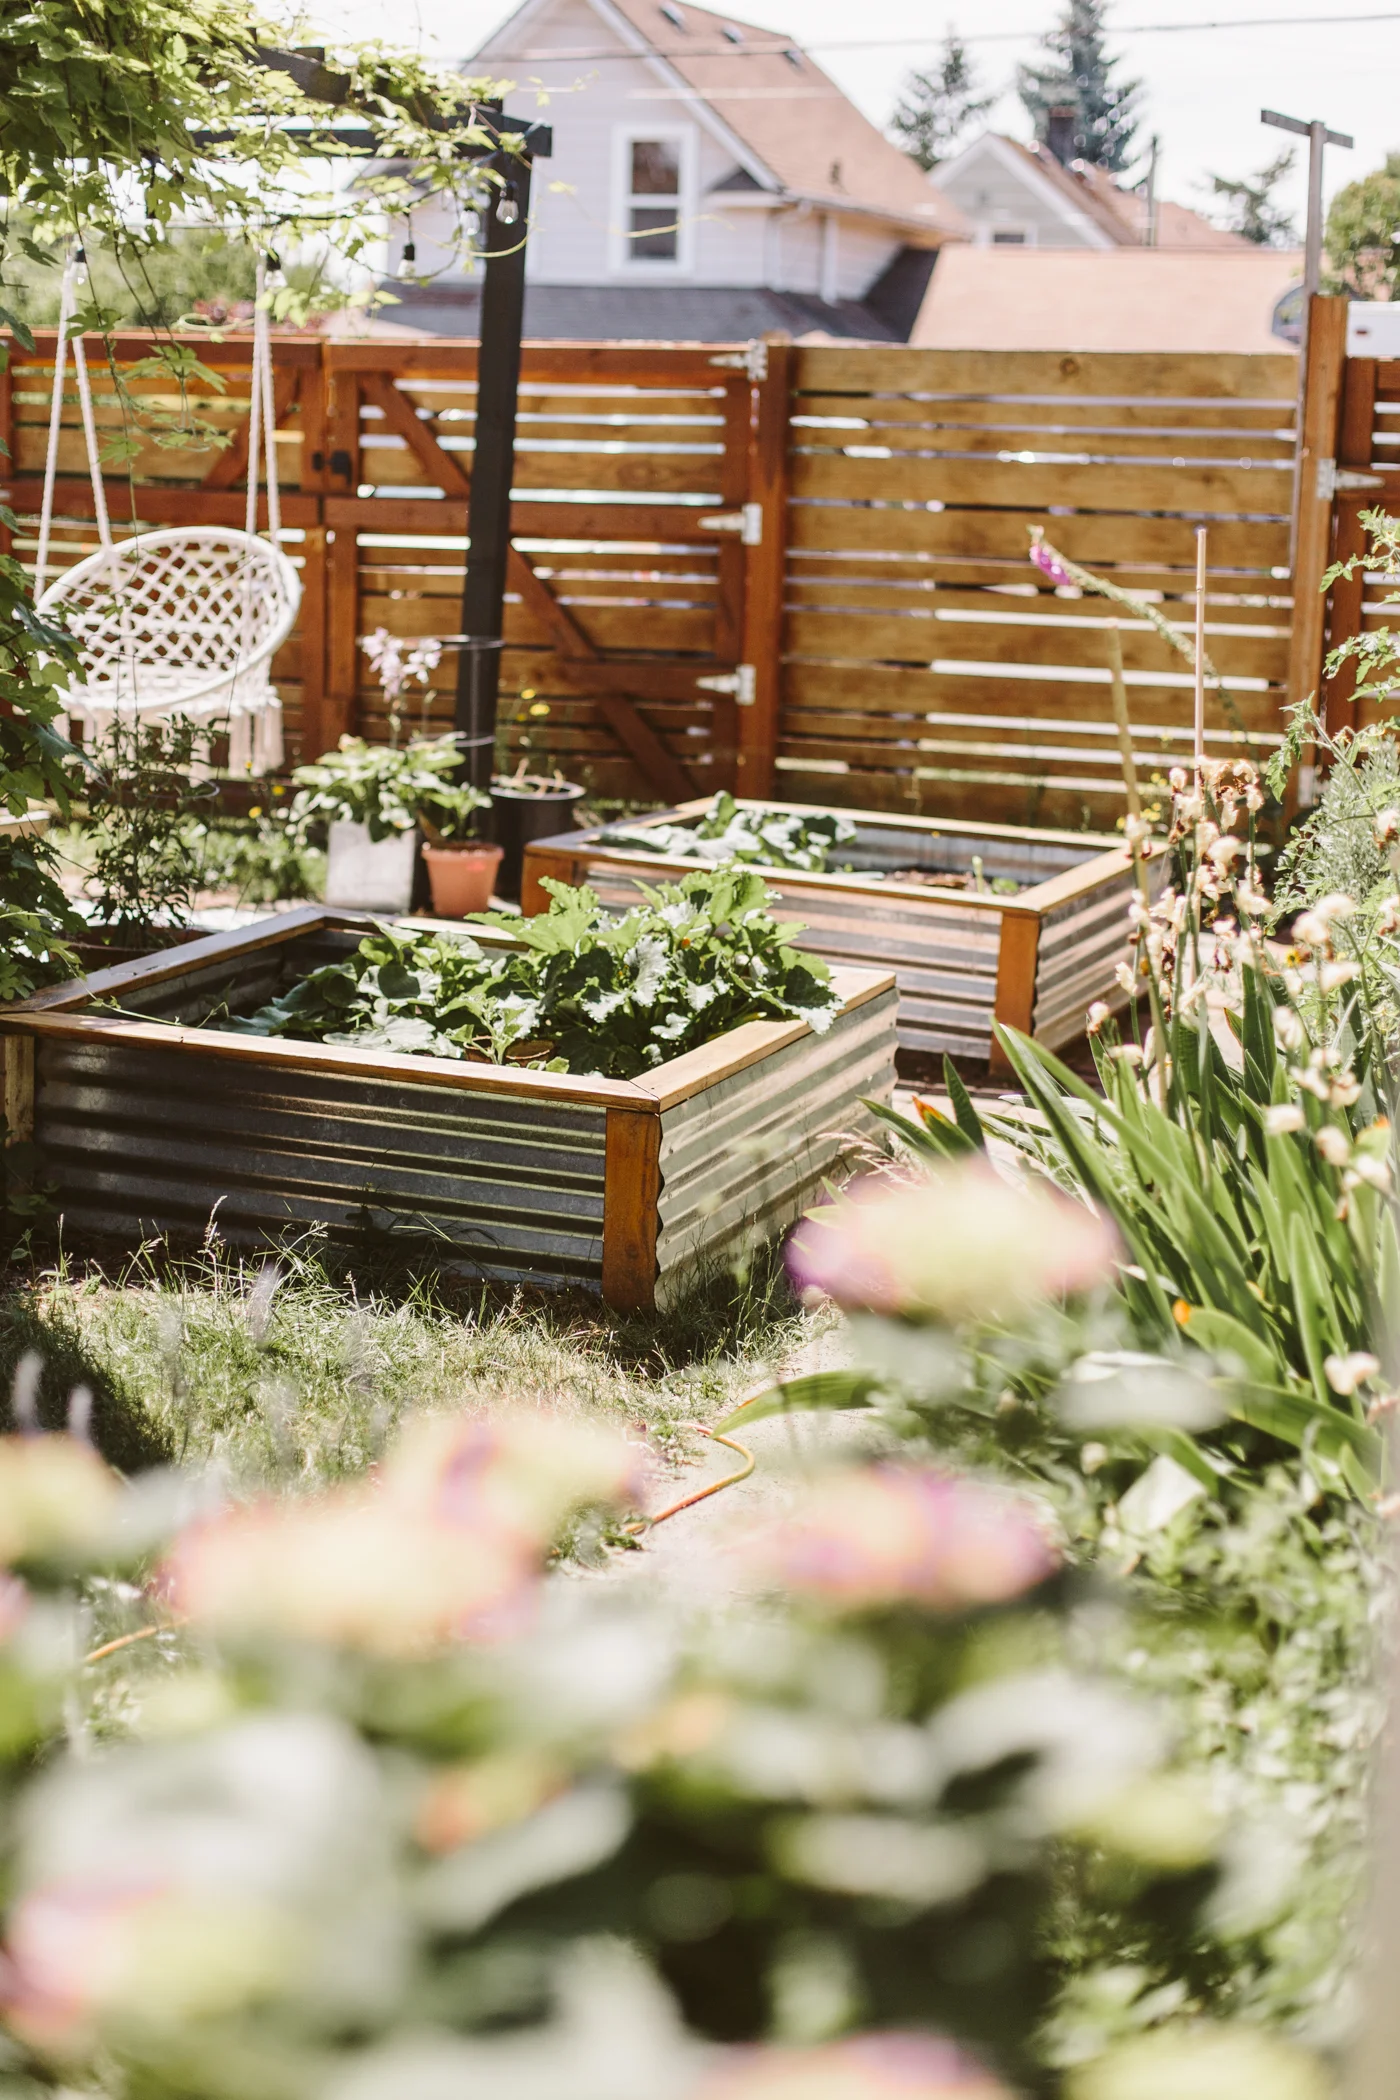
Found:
[33,237,300,778]
[33,251,79,601]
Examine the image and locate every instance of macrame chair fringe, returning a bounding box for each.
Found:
[35,248,300,779]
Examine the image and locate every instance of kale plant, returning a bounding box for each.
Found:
[600,791,856,874]
[228,867,841,1078]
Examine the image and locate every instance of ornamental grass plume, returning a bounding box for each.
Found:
[695,2033,1013,2098]
[786,1163,1115,1325]
[743,1464,1057,1614]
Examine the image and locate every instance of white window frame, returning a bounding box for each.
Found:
[610,125,697,276]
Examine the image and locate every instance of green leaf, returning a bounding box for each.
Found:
[714,1369,878,1433]
[942,1056,986,1149]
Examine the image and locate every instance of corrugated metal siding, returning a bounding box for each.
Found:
[34,1038,607,1287]
[1031,856,1167,1049]
[653,985,898,1307]
[568,820,1130,1062]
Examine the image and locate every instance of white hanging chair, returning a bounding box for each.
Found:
[33,250,300,776]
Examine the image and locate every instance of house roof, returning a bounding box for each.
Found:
[475,0,967,243]
[1004,138,1251,251]
[911,247,1304,355]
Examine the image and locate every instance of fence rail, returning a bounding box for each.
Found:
[1,328,1299,823]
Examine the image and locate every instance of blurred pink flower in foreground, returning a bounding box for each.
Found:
[0,1880,286,2051]
[0,1435,120,1566]
[163,1412,646,1654]
[1029,534,1075,590]
[746,1463,1057,1613]
[695,2032,1013,2098]
[788,1164,1115,1324]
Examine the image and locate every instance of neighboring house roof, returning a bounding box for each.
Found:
[474,0,967,243]
[382,281,913,342]
[911,247,1304,355]
[936,132,1248,252]
[1024,145,1251,250]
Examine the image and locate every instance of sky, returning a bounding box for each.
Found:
[313,0,1397,232]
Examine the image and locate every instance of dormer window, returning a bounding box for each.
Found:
[659,3,686,27]
[721,23,743,40]
[784,47,803,67]
[612,128,694,270]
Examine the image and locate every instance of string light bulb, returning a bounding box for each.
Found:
[396,238,417,281]
[263,251,286,290]
[496,187,520,226]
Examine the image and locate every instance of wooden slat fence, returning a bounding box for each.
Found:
[1292,297,1400,748]
[1,329,1300,822]
[775,345,1297,828]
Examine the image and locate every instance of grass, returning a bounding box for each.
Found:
[0,1236,822,1490]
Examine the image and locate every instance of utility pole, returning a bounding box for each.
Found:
[1261,108,1353,302]
[1143,134,1160,247]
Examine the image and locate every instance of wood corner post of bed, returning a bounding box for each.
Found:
[989,908,1042,1080]
[601,1104,662,1312]
[519,848,579,916]
[1,1035,35,1147]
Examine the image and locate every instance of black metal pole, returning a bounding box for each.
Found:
[456,135,532,794]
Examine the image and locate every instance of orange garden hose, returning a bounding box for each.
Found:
[625,1426,756,1535]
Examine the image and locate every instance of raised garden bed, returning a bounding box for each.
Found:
[0,905,897,1311]
[523,798,1165,1074]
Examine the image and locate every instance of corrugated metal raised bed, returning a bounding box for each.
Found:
[0,906,896,1312]
[523,799,1165,1073]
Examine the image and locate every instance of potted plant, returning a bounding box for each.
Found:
[490,760,587,902]
[288,735,485,913]
[418,782,500,917]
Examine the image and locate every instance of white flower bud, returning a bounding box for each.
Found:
[1263,1104,1306,1135]
[1315,1126,1352,1167]
[1324,1351,1380,1396]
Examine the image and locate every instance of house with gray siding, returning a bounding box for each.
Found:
[390,0,967,341]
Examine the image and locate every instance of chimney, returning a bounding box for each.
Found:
[1045,103,1077,165]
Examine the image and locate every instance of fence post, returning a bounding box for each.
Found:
[736,340,792,800]
[1287,295,1349,754]
[1320,355,1378,741]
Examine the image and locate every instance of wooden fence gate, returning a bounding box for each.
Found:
[2,328,1299,825]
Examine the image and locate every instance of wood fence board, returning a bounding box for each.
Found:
[789,450,1293,511]
[792,346,1299,398]
[785,502,1291,568]
[791,420,1294,462]
[794,392,1296,433]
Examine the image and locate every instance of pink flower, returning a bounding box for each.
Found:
[787,1165,1115,1324]
[746,1464,1058,1613]
[694,2032,1014,2099]
[1029,535,1075,589]
[160,1412,647,1656]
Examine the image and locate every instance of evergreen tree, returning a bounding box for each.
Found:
[1018,0,1142,172]
[1203,150,1298,245]
[892,31,994,172]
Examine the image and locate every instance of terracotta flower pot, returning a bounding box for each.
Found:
[422,841,504,918]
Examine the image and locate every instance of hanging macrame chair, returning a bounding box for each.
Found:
[34,250,301,776]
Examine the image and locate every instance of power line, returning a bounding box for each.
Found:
[481,9,1400,61]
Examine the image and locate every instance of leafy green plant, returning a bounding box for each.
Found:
[227,869,842,1077]
[600,792,856,874]
[289,734,490,845]
[79,714,221,936]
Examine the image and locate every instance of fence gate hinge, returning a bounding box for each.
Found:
[697,502,763,544]
[708,340,769,382]
[696,664,757,705]
[1316,456,1386,502]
